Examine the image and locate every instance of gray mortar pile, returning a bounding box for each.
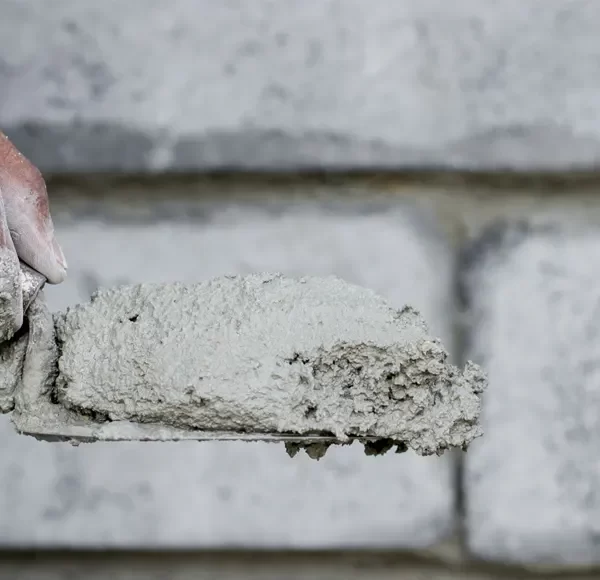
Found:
[1,273,486,459]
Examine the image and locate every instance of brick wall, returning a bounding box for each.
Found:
[3,2,600,578]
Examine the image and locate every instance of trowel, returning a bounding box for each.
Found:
[1,264,486,460]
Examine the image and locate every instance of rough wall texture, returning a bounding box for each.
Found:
[461,222,600,566]
[3,0,600,171]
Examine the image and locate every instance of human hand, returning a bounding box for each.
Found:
[0,131,67,341]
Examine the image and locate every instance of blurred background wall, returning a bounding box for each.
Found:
[2,1,600,578]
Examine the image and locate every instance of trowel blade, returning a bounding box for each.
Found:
[14,416,397,446]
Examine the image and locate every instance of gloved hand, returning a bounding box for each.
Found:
[0,131,67,341]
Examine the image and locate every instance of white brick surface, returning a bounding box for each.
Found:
[0,200,457,548]
[461,222,600,566]
[3,0,600,171]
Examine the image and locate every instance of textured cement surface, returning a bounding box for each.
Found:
[4,273,485,456]
[0,262,47,411]
[25,274,482,455]
[460,221,600,566]
[4,0,600,171]
[0,248,23,342]
[0,324,27,412]
[0,200,461,548]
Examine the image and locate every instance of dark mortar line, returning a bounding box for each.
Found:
[451,239,473,562]
[1,549,600,577]
[44,170,600,193]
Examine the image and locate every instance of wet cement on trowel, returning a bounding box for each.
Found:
[8,273,486,459]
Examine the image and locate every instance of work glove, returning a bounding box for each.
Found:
[0,131,67,341]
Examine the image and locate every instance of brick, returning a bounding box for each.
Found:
[3,1,600,172]
[460,221,600,566]
[0,197,457,548]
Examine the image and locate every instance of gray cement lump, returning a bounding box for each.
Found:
[43,273,485,456]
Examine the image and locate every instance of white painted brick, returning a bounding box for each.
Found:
[0,199,457,548]
[3,0,600,171]
[461,221,600,566]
